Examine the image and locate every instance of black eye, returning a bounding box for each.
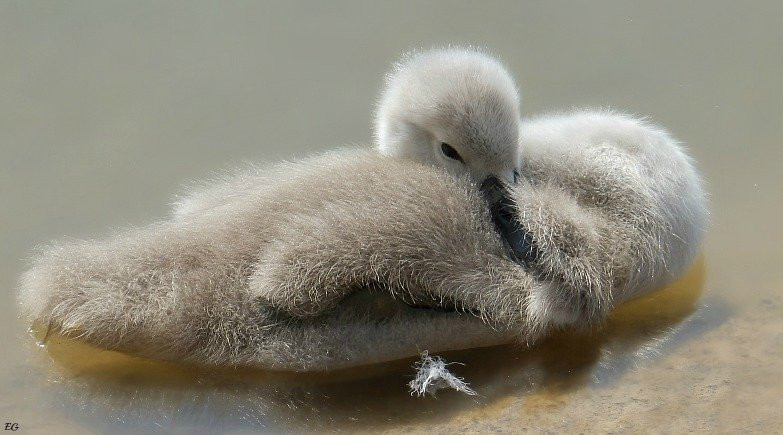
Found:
[440,143,464,163]
[513,169,520,183]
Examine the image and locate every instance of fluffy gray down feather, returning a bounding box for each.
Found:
[18,110,707,375]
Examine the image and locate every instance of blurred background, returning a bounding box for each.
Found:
[1,1,781,432]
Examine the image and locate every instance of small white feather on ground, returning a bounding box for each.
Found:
[408,351,477,397]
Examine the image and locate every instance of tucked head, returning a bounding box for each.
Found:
[375,47,522,187]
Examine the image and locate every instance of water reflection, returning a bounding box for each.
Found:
[29,257,712,432]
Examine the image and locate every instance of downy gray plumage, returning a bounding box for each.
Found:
[18,49,707,371]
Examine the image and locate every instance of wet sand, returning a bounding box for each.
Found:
[1,1,781,433]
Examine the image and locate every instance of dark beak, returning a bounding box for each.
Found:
[479,176,508,207]
[480,176,539,266]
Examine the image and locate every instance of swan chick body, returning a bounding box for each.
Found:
[18,110,708,371]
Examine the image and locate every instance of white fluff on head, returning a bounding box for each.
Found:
[376,47,522,185]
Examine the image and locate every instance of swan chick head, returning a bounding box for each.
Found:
[376,47,521,187]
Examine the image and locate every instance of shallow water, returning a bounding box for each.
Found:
[1,1,782,433]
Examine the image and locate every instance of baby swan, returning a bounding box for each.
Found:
[376,47,522,188]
